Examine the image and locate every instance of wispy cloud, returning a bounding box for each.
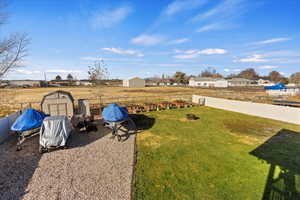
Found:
[191,0,251,32]
[236,54,268,63]
[157,63,184,67]
[90,5,132,28]
[102,47,144,57]
[169,38,190,44]
[46,69,83,73]
[196,23,222,32]
[224,68,241,72]
[174,48,227,59]
[131,34,165,46]
[249,37,291,45]
[80,57,105,61]
[257,65,279,69]
[15,69,41,75]
[200,48,227,55]
[163,0,208,16]
[191,0,247,22]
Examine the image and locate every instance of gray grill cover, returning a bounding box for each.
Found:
[39,116,72,147]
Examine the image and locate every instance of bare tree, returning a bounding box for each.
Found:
[88,60,108,85]
[0,33,29,78]
[88,59,108,102]
[0,1,29,79]
[0,1,29,114]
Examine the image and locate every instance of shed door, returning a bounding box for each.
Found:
[48,103,68,116]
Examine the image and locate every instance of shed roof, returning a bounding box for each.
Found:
[128,77,144,80]
[41,90,74,105]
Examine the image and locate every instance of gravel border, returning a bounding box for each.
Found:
[0,122,136,200]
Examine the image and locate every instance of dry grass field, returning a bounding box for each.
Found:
[0,86,299,117]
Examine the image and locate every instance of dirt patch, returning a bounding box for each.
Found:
[179,117,199,122]
[138,131,178,149]
[122,89,147,93]
[223,119,277,138]
[138,131,161,141]
[228,132,260,145]
[138,131,162,148]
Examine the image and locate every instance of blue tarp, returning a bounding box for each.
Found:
[11,109,48,132]
[264,83,287,90]
[102,104,128,122]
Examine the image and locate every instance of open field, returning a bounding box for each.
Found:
[0,86,299,117]
[134,106,300,200]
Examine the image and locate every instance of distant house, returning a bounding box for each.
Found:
[189,77,228,88]
[123,77,145,88]
[227,78,253,87]
[80,80,93,86]
[0,81,8,88]
[9,80,41,87]
[145,79,159,86]
[257,79,274,86]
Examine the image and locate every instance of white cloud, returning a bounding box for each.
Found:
[191,0,250,32]
[46,70,83,73]
[237,54,268,63]
[174,54,199,60]
[191,0,247,22]
[174,48,227,59]
[250,37,290,45]
[91,5,132,28]
[257,65,279,69]
[163,0,208,16]
[15,69,41,75]
[131,34,165,46]
[169,38,190,44]
[102,47,144,57]
[80,57,105,61]
[199,48,227,55]
[196,23,222,32]
[157,63,183,67]
[224,68,241,72]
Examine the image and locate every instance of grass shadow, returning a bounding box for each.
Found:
[129,114,155,131]
[250,129,300,200]
[0,134,42,199]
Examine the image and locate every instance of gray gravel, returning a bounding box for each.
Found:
[0,122,136,200]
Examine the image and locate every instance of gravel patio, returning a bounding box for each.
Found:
[0,121,136,200]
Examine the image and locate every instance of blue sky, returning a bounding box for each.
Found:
[3,0,300,80]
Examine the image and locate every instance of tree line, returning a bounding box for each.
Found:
[172,68,300,85]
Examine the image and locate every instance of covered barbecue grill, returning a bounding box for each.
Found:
[39,115,72,153]
[103,104,136,141]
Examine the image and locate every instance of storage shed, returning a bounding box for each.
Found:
[123,77,145,88]
[41,90,74,118]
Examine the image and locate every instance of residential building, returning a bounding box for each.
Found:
[9,80,41,87]
[189,77,228,88]
[227,78,253,87]
[123,77,145,88]
[257,79,274,86]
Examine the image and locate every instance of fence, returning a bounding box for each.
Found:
[0,111,20,143]
[0,94,193,118]
[192,95,300,125]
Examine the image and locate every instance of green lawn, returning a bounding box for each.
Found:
[134,106,300,200]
